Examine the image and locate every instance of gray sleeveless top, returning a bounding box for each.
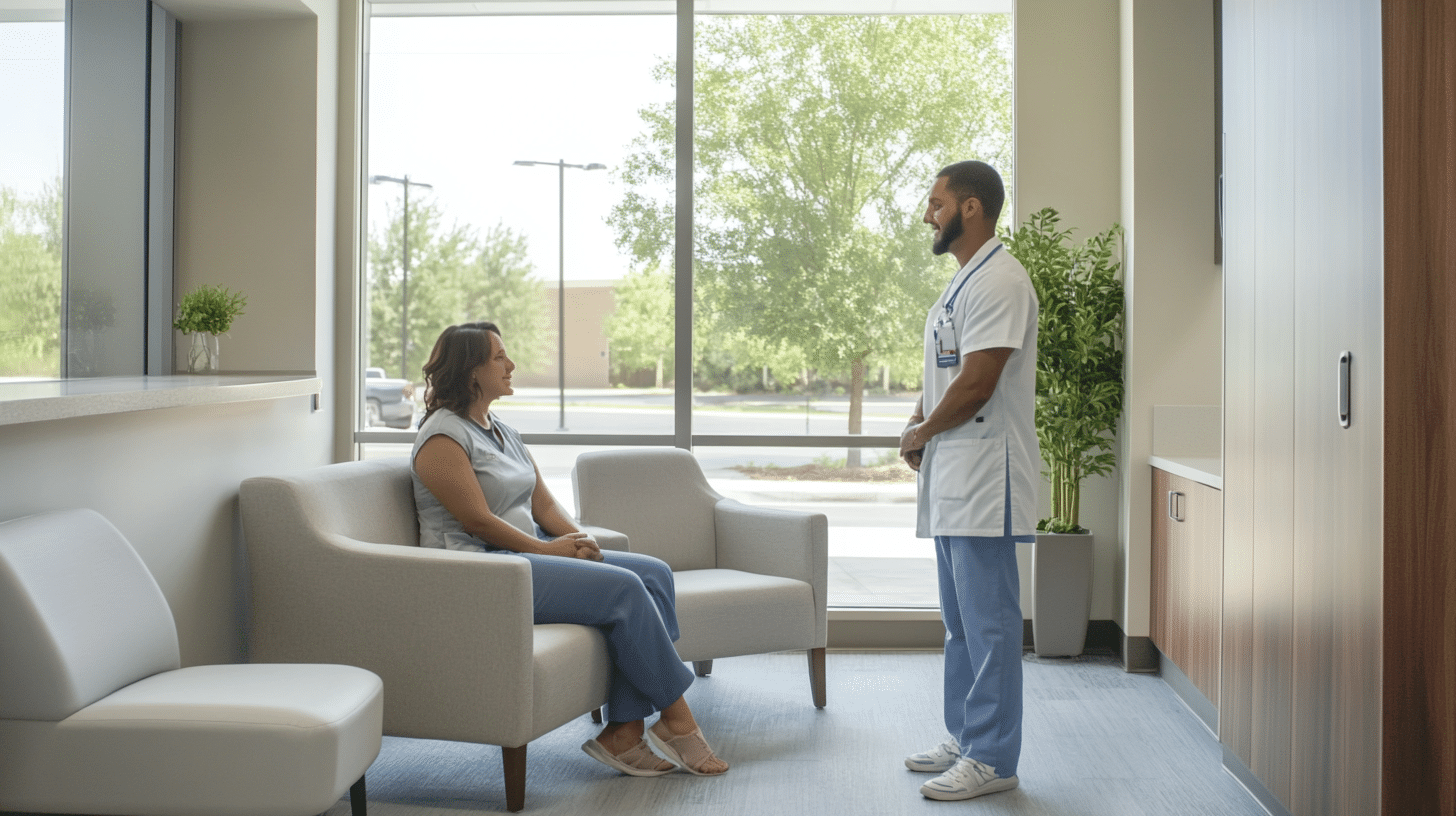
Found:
[410,408,537,552]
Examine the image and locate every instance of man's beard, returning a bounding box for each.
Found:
[932,213,963,256]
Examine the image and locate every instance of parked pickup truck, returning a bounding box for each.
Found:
[364,367,416,428]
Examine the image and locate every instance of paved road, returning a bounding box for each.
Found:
[487,387,917,437]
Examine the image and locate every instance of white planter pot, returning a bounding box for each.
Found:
[1031,532,1094,657]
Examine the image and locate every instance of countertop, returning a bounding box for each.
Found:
[0,374,320,427]
[1149,455,1222,490]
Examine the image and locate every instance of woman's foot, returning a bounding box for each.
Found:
[581,727,676,776]
[647,720,729,776]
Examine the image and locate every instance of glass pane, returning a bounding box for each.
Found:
[675,12,1011,608]
[364,13,675,433]
[619,12,1011,442]
[0,19,64,380]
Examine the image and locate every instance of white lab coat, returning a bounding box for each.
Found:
[915,239,1040,539]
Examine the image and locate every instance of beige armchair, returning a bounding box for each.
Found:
[572,447,829,706]
[0,508,382,816]
[239,458,615,812]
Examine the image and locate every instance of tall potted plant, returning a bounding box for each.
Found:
[1004,207,1124,656]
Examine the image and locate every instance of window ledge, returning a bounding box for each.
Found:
[0,374,320,427]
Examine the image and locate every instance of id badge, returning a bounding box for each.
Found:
[934,313,959,368]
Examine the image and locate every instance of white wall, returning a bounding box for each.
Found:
[1014,0,1122,230]
[0,399,332,664]
[174,18,320,375]
[330,0,362,462]
[1117,0,1221,638]
[1015,0,1221,637]
[1013,0,1123,622]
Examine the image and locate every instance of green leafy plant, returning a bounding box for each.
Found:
[173,284,246,335]
[1004,208,1124,535]
[813,453,848,469]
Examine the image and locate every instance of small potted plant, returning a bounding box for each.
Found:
[173,284,246,374]
[1004,207,1124,656]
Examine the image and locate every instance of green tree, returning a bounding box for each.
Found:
[611,14,1012,463]
[607,261,814,392]
[0,180,63,378]
[369,199,547,380]
[605,261,674,387]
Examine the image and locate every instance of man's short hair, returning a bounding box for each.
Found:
[937,161,1005,223]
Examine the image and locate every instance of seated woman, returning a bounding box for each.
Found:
[410,321,728,777]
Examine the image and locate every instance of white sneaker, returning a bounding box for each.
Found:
[919,757,1019,801]
[904,737,961,773]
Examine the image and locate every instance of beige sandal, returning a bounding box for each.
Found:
[647,721,729,776]
[581,736,676,777]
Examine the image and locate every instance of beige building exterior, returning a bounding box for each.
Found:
[513,280,617,389]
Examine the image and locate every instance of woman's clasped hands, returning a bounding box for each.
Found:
[540,530,603,561]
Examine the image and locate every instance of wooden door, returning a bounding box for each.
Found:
[1287,3,1385,814]
[1222,1,1384,813]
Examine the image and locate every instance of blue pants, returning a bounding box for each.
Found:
[512,549,694,723]
[936,534,1023,777]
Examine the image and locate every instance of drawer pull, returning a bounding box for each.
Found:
[1168,490,1186,522]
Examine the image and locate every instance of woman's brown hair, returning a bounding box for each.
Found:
[419,321,501,426]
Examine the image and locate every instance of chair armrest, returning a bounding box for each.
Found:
[582,525,629,552]
[269,534,535,668]
[713,500,826,582]
[714,500,828,644]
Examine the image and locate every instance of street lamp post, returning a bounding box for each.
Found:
[370,174,433,381]
[513,159,606,432]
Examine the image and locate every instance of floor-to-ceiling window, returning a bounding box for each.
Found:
[359,0,1013,611]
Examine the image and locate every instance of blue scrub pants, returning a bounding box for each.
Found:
[936,534,1023,777]
[512,549,695,723]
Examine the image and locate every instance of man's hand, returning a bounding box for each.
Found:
[900,423,925,472]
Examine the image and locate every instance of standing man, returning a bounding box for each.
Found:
[900,161,1039,801]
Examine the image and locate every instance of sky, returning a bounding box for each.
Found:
[0,22,65,199]
[367,15,677,284]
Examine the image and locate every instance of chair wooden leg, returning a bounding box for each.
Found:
[503,744,527,813]
[349,775,367,816]
[591,707,603,724]
[693,659,713,677]
[808,647,826,708]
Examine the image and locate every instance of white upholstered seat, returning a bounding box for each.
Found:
[239,458,614,812]
[572,447,829,705]
[0,508,382,816]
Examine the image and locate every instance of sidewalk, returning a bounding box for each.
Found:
[505,386,919,418]
[703,473,916,507]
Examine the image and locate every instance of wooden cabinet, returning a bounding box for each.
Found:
[1149,468,1222,714]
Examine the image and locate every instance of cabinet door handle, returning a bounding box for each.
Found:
[1168,490,1186,522]
[1339,351,1352,428]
